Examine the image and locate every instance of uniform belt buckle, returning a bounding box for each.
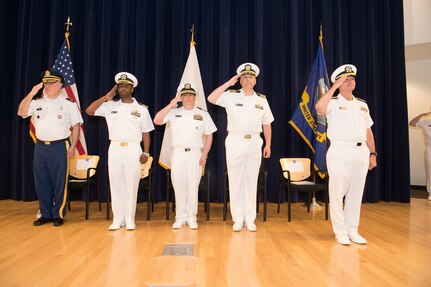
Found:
[244,134,252,139]
[120,142,128,147]
[185,148,191,152]
[44,141,51,145]
[356,142,362,146]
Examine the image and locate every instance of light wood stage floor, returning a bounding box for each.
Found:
[0,199,430,286]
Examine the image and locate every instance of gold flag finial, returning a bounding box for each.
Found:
[319,22,323,43]
[190,24,196,47]
[65,17,73,51]
[65,17,73,33]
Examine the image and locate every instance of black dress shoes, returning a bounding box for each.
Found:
[33,217,52,226]
[53,218,64,227]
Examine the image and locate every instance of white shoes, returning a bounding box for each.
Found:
[348,233,367,244]
[188,220,198,230]
[336,235,351,246]
[109,222,122,231]
[172,221,186,229]
[232,222,243,232]
[244,222,257,232]
[126,223,136,230]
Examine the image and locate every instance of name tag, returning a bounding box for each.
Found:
[235,103,243,107]
[339,106,347,110]
[36,108,42,111]
[111,111,118,114]
[175,115,182,118]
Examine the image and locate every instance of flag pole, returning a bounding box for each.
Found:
[190,24,196,47]
[311,21,324,211]
[64,17,72,51]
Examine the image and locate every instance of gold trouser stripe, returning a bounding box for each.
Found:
[59,141,70,219]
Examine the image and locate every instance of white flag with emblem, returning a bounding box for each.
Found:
[158,40,207,169]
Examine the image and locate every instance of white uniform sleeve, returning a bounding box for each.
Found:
[326,99,334,115]
[262,99,274,125]
[162,109,175,125]
[215,91,229,108]
[203,112,217,135]
[69,102,84,126]
[416,119,431,128]
[363,103,374,128]
[94,102,108,117]
[24,100,36,119]
[140,107,155,133]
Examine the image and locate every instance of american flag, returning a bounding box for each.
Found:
[30,39,87,155]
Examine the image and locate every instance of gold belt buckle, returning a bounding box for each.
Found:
[244,134,252,139]
[44,141,51,145]
[185,148,191,152]
[120,142,128,147]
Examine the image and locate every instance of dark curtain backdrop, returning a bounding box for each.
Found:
[1,0,409,204]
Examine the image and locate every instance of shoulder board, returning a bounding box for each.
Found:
[228,89,240,93]
[65,98,75,103]
[257,93,266,99]
[111,99,119,102]
[331,96,338,99]
[138,102,148,108]
[197,107,207,112]
[356,97,367,103]
[32,95,43,101]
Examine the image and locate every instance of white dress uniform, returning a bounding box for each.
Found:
[325,94,373,238]
[162,106,217,223]
[95,98,154,228]
[216,89,274,225]
[416,118,431,197]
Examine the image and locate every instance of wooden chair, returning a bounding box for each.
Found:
[165,168,210,221]
[223,169,268,221]
[138,156,154,220]
[278,158,328,222]
[67,155,101,220]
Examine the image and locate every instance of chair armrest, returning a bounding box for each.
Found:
[86,167,97,180]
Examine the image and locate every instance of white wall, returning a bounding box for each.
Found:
[406,59,431,185]
[404,0,431,45]
[404,0,431,186]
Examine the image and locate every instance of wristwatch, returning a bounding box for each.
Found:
[142,152,150,157]
[370,152,377,157]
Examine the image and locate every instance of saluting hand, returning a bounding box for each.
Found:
[170,94,182,108]
[227,74,241,87]
[332,76,348,90]
[30,82,44,96]
[104,85,117,101]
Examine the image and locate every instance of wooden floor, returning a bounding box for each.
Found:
[0,199,430,287]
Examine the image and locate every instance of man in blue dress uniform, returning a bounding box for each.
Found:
[18,70,83,226]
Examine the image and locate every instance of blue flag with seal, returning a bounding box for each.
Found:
[289,37,329,176]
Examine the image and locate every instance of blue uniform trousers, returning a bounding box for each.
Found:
[33,140,69,219]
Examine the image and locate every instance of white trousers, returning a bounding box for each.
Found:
[425,145,431,194]
[170,148,202,222]
[327,142,369,237]
[225,133,262,224]
[108,141,142,226]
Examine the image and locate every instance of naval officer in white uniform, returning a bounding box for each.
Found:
[86,72,154,230]
[208,63,274,232]
[315,64,377,245]
[410,109,431,200]
[154,82,217,229]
